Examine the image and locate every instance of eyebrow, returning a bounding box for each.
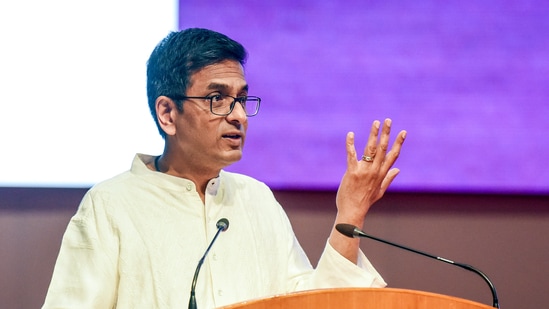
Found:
[207,82,249,93]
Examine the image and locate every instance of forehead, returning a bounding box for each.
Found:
[188,60,248,93]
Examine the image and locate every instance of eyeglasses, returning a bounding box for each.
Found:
[170,94,261,117]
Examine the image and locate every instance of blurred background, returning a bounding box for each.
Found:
[1,0,547,308]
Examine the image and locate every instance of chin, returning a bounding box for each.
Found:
[223,151,243,165]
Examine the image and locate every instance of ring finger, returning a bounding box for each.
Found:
[362,120,380,162]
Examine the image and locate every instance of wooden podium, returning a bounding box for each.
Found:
[220,288,494,309]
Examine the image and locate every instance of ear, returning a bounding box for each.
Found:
[156,96,179,136]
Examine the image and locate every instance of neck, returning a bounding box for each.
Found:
[154,155,162,172]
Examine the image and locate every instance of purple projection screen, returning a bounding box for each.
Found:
[179,1,549,194]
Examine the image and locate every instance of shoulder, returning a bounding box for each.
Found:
[88,171,136,197]
[77,170,147,213]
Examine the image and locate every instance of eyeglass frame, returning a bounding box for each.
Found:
[169,94,261,117]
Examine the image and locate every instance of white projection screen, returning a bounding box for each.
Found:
[0,0,176,187]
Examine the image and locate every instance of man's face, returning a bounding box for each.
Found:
[170,60,249,171]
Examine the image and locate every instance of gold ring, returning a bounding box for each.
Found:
[361,155,374,162]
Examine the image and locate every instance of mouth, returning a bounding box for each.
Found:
[222,131,245,143]
[222,133,242,140]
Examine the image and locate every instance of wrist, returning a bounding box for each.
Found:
[334,212,366,228]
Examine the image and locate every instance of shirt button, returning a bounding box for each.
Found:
[213,253,218,261]
[218,290,223,296]
[186,183,192,191]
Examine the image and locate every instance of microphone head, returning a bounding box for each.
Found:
[335,223,358,238]
[216,218,229,232]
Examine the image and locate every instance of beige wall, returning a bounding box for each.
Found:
[1,188,547,309]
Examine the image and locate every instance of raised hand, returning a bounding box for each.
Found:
[329,118,406,263]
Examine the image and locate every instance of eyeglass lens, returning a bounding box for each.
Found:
[211,95,260,116]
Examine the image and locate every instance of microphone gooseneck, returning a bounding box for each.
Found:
[188,218,230,309]
[335,223,499,309]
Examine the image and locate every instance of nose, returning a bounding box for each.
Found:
[226,101,247,124]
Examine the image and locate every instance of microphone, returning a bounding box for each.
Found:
[188,218,230,309]
[335,223,499,309]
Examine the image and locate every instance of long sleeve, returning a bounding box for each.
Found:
[309,240,386,289]
[280,220,386,292]
[43,192,119,309]
[259,191,385,293]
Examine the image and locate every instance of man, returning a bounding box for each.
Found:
[43,28,406,308]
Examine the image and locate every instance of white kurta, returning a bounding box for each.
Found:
[43,154,386,309]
